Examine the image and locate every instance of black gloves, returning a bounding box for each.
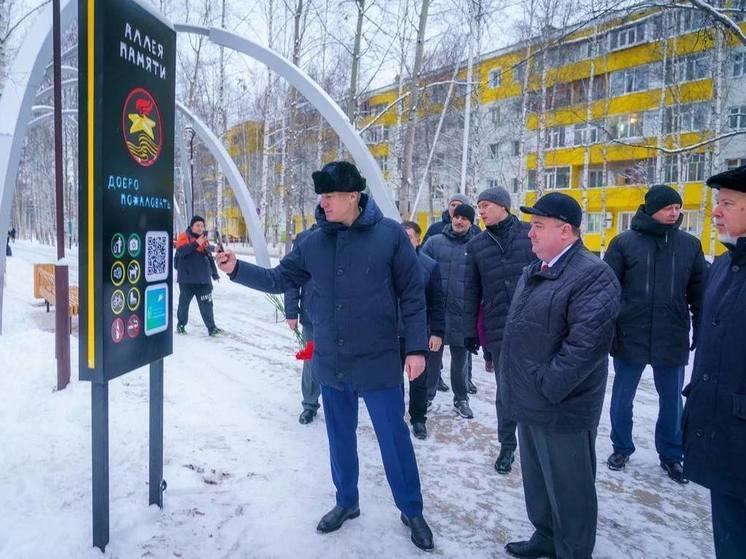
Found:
[465,337,480,355]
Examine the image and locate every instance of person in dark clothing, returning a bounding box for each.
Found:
[464,186,535,475]
[175,215,222,336]
[5,234,11,257]
[399,221,445,440]
[284,225,320,425]
[683,165,746,559]
[603,184,707,482]
[421,193,481,245]
[422,203,478,419]
[8,227,15,243]
[500,193,621,559]
[216,161,435,552]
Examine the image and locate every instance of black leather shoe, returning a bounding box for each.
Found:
[400,513,434,552]
[467,379,478,394]
[607,452,630,471]
[494,448,515,474]
[661,461,689,484]
[316,505,360,533]
[505,540,556,558]
[412,422,427,440]
[298,409,316,425]
[437,378,449,392]
[454,400,474,419]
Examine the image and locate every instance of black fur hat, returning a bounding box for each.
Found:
[312,161,367,194]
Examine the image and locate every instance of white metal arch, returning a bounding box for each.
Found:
[0,2,399,332]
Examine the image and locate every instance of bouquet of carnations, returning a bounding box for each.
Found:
[265,294,314,361]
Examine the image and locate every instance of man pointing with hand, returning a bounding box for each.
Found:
[216,161,434,552]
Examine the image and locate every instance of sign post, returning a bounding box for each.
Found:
[78,0,176,551]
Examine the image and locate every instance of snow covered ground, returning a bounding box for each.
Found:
[0,241,714,558]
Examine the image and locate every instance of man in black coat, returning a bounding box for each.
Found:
[500,193,620,559]
[400,221,445,440]
[683,165,746,559]
[284,225,319,425]
[464,186,534,475]
[216,161,435,552]
[603,184,707,482]
[174,215,221,336]
[421,193,481,244]
[422,203,478,419]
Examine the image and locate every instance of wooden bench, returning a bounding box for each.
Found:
[33,263,79,316]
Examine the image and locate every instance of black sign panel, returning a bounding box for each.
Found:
[80,0,176,382]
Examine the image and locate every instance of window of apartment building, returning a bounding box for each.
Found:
[618,211,635,232]
[364,125,390,144]
[512,140,521,157]
[609,113,644,139]
[573,122,601,146]
[513,62,525,85]
[571,75,607,105]
[551,82,572,109]
[728,105,746,129]
[681,210,703,236]
[528,170,537,190]
[663,155,680,183]
[610,64,660,96]
[546,167,571,189]
[489,69,502,88]
[375,155,388,173]
[677,9,708,33]
[684,153,706,182]
[489,105,501,125]
[586,213,606,234]
[488,179,500,189]
[727,158,746,169]
[666,52,710,84]
[545,126,567,149]
[663,102,708,134]
[511,177,520,193]
[733,51,746,78]
[588,167,606,188]
[609,22,646,51]
[489,143,500,159]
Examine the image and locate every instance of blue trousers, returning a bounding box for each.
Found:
[711,490,746,558]
[320,382,424,519]
[609,358,684,462]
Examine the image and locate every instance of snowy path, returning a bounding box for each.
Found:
[0,243,714,558]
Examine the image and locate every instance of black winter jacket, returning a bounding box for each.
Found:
[422,210,481,245]
[421,225,477,346]
[683,238,746,499]
[464,215,535,354]
[499,240,621,431]
[604,207,707,367]
[397,251,445,339]
[175,227,219,285]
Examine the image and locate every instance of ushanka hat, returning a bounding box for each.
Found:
[312,161,367,194]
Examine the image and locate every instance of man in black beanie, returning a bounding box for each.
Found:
[422,201,478,418]
[604,184,707,482]
[174,215,221,336]
[215,161,435,552]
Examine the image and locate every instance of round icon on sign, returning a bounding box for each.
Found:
[127,233,142,258]
[111,317,125,344]
[111,289,126,315]
[111,261,125,287]
[122,87,163,167]
[127,287,141,312]
[111,233,125,259]
[127,260,141,284]
[127,314,141,339]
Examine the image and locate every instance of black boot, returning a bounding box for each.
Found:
[316,505,360,533]
[437,377,449,392]
[467,379,478,394]
[298,409,316,425]
[454,400,474,419]
[494,448,515,475]
[607,452,630,471]
[401,513,434,552]
[661,461,688,484]
[505,539,556,558]
[412,421,427,440]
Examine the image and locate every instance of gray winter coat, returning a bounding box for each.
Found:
[421,224,477,346]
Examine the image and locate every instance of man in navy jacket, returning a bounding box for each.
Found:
[216,161,434,552]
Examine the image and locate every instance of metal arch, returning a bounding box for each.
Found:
[0,0,76,333]
[173,23,399,221]
[176,101,271,268]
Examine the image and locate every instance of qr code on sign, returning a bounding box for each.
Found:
[145,231,170,282]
